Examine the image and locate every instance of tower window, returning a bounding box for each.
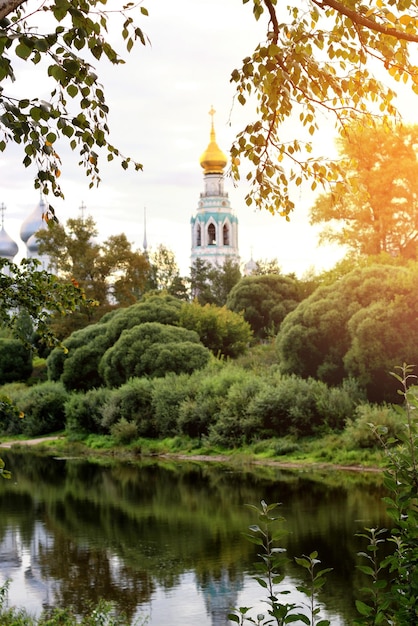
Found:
[223,224,229,245]
[196,224,201,246]
[208,223,216,245]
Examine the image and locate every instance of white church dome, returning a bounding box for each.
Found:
[20,197,47,244]
[0,226,19,260]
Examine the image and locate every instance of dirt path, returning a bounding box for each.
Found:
[0,436,61,449]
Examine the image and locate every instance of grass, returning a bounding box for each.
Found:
[30,431,386,471]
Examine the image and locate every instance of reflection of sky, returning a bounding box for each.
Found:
[0,525,347,626]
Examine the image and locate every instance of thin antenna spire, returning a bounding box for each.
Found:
[0,203,5,229]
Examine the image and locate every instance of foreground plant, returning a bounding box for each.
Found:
[353,363,418,625]
[228,500,331,625]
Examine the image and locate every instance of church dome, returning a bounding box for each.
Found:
[0,226,18,260]
[20,197,47,244]
[199,107,227,174]
[26,232,41,255]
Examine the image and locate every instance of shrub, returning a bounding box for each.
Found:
[179,301,252,358]
[177,363,247,439]
[17,382,69,436]
[313,377,366,431]
[60,335,109,391]
[110,418,138,445]
[151,373,195,437]
[101,377,155,436]
[0,394,24,436]
[343,402,403,448]
[207,376,266,447]
[0,338,32,384]
[246,374,327,438]
[47,323,109,382]
[99,322,203,387]
[65,387,111,437]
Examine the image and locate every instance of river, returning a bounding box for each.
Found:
[0,450,390,625]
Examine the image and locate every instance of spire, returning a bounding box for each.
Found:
[199,106,227,174]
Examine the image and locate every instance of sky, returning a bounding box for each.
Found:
[0,0,413,277]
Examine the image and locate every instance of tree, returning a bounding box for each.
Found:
[276,263,418,402]
[179,300,252,358]
[310,120,418,259]
[98,322,209,388]
[3,0,418,220]
[37,216,150,333]
[227,274,303,339]
[190,259,241,307]
[230,0,418,217]
[253,258,282,275]
[147,244,188,298]
[0,0,146,207]
[0,257,88,348]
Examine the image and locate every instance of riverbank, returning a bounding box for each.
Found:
[0,432,386,473]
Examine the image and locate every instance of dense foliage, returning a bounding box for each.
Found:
[310,120,418,259]
[227,273,303,339]
[47,294,250,391]
[276,263,418,402]
[0,337,32,383]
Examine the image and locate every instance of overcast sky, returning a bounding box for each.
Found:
[1,0,414,277]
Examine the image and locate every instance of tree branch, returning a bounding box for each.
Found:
[313,0,418,44]
[0,0,27,21]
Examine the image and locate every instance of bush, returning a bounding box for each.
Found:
[207,376,266,447]
[343,403,403,448]
[0,338,32,384]
[101,377,155,436]
[65,387,111,437]
[60,335,109,391]
[99,322,204,387]
[0,394,24,436]
[151,373,195,437]
[110,418,138,444]
[177,363,247,439]
[16,382,69,436]
[313,377,366,431]
[246,375,324,438]
[179,301,252,358]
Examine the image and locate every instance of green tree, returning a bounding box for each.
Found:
[47,293,184,389]
[276,263,418,401]
[37,216,150,334]
[0,257,87,348]
[179,300,252,358]
[231,0,418,217]
[310,121,418,259]
[254,258,282,275]
[227,274,303,339]
[190,259,241,306]
[0,337,32,383]
[98,322,209,388]
[147,244,189,298]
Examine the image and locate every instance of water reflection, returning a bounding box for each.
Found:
[0,451,389,625]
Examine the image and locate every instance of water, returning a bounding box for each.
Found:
[0,450,389,625]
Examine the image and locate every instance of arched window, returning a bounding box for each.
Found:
[223,224,229,245]
[208,223,216,245]
[196,224,201,246]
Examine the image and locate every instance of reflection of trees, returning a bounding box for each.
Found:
[0,451,390,624]
[38,532,152,622]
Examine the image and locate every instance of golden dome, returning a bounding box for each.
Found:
[199,106,227,174]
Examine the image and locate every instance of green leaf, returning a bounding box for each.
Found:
[355,600,373,617]
[15,42,32,60]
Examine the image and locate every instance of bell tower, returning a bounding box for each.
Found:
[191,107,239,267]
